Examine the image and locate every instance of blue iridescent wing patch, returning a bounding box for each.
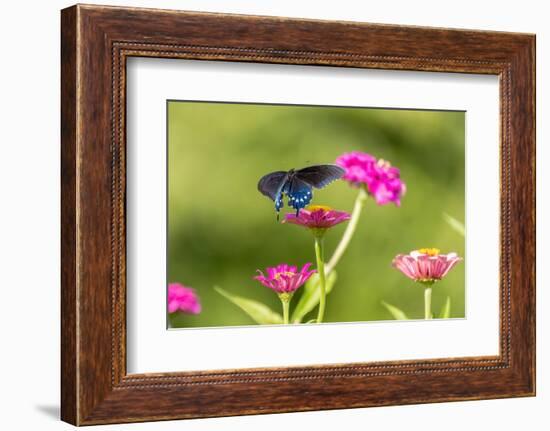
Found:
[287,176,313,214]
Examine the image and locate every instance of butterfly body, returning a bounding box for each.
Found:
[258,164,345,219]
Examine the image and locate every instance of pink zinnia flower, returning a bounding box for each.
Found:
[335,151,406,206]
[168,283,201,314]
[392,248,462,284]
[254,263,316,294]
[283,205,351,231]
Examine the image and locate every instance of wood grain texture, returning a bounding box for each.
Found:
[60,4,535,425]
[60,5,78,425]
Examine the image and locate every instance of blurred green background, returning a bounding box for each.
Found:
[168,101,465,328]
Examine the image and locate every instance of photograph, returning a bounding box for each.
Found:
[51,2,536,426]
[167,101,465,328]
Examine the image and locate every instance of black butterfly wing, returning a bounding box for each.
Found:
[257,171,288,201]
[295,164,345,189]
[287,176,314,212]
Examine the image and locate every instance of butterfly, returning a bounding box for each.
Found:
[257,164,345,219]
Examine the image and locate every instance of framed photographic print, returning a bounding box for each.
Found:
[61,4,535,425]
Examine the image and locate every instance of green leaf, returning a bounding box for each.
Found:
[291,271,337,323]
[214,287,283,325]
[381,301,409,320]
[443,213,465,237]
[439,296,451,319]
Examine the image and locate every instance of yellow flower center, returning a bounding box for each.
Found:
[306,204,332,212]
[274,271,295,280]
[418,248,440,256]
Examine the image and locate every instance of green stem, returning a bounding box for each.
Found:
[314,235,327,323]
[424,286,432,320]
[326,187,368,274]
[282,299,290,324]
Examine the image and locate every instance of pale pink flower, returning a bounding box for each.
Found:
[283,205,351,230]
[392,248,462,284]
[168,283,201,314]
[335,151,406,206]
[254,263,316,294]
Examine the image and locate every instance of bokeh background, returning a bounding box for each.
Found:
[168,101,465,328]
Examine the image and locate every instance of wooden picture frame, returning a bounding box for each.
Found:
[61,4,535,425]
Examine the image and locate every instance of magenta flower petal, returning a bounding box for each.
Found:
[253,263,316,294]
[283,206,351,230]
[439,254,462,278]
[392,254,418,280]
[336,151,406,206]
[168,300,180,313]
[167,283,201,314]
[253,272,271,288]
[300,262,313,274]
[392,249,462,284]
